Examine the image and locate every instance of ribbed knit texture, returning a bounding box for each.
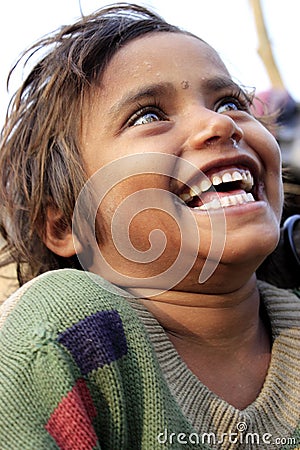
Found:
[128,282,300,450]
[0,269,299,449]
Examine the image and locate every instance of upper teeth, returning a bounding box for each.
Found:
[179,168,254,203]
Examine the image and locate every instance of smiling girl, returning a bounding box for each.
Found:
[0,3,299,449]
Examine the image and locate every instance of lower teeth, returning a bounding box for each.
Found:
[194,193,255,211]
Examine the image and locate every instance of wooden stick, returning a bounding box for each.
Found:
[249,0,285,89]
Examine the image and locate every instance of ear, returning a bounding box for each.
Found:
[43,206,83,258]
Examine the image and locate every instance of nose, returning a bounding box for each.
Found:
[187,108,244,149]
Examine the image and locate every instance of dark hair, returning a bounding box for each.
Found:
[0,3,185,285]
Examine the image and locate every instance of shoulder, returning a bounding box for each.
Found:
[0,270,144,446]
[0,269,151,396]
[0,269,139,347]
[258,279,300,338]
[258,279,300,303]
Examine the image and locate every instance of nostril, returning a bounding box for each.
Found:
[233,125,244,143]
[205,136,220,147]
[205,135,240,148]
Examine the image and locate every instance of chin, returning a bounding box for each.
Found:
[220,225,280,270]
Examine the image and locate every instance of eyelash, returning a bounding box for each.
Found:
[126,87,254,128]
[216,88,254,113]
[126,101,167,127]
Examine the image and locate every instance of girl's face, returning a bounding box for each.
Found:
[80,32,283,293]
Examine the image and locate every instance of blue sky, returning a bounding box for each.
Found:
[1,0,299,125]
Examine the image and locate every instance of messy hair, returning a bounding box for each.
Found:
[0,3,183,285]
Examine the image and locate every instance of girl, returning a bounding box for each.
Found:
[0,3,299,449]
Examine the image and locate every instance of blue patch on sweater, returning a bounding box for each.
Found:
[58,310,128,374]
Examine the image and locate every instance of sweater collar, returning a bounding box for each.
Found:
[129,281,300,450]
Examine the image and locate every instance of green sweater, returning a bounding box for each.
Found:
[0,269,299,449]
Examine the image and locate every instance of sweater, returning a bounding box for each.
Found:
[0,269,299,450]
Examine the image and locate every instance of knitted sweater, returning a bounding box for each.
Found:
[0,269,299,450]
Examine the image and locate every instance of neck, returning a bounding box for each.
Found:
[140,275,260,340]
[138,275,271,409]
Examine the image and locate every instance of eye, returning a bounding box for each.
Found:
[216,90,253,114]
[216,100,240,114]
[127,106,167,127]
[133,111,161,126]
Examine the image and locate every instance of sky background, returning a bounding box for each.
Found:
[1,0,299,126]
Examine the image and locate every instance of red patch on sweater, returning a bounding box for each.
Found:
[45,378,98,449]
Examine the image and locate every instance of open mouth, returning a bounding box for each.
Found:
[178,166,257,211]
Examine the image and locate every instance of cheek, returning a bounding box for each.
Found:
[96,174,181,247]
[262,133,283,217]
[248,122,283,208]
[95,195,184,280]
[251,122,282,168]
[275,177,284,221]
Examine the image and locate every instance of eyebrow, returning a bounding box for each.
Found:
[202,76,242,94]
[108,76,243,119]
[108,82,177,118]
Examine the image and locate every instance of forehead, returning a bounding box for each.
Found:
[99,32,230,94]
